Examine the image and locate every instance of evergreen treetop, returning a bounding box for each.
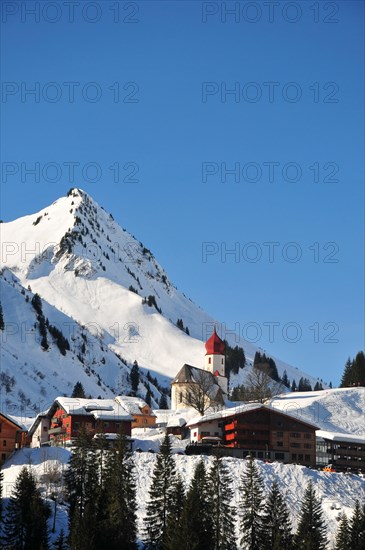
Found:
[294,479,327,550]
[3,466,51,550]
[261,480,293,550]
[239,458,266,550]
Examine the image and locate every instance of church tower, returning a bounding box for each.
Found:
[204,327,227,394]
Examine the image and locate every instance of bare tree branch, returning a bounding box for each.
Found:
[182,369,223,415]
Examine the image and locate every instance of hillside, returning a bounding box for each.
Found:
[269,387,365,436]
[0,188,327,408]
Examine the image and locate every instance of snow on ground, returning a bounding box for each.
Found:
[268,387,365,436]
[2,443,365,548]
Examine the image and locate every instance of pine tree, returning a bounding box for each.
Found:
[261,481,293,550]
[65,427,100,550]
[340,358,352,387]
[207,456,237,550]
[164,474,186,549]
[340,353,365,387]
[352,352,365,386]
[281,370,290,388]
[360,502,365,548]
[291,380,297,391]
[239,458,266,550]
[3,466,50,549]
[166,460,213,550]
[145,388,152,407]
[294,479,327,550]
[143,433,177,548]
[71,381,86,398]
[159,394,168,409]
[349,500,365,549]
[53,529,68,549]
[130,361,140,394]
[335,513,350,550]
[0,302,4,331]
[103,434,137,549]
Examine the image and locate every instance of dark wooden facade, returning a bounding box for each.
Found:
[223,408,316,466]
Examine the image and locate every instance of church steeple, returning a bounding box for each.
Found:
[204,327,227,393]
[205,326,225,356]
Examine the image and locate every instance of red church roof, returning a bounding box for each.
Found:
[205,328,225,355]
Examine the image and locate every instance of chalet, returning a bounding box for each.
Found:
[39,397,133,446]
[115,396,156,428]
[187,404,318,467]
[316,430,365,473]
[0,413,27,464]
[171,328,228,411]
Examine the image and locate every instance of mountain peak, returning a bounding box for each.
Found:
[1,190,325,412]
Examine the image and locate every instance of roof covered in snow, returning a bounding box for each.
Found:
[187,402,319,429]
[115,396,156,416]
[172,365,223,400]
[52,397,133,421]
[0,411,28,431]
[316,430,365,444]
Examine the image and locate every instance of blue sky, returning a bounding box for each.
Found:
[1,0,364,385]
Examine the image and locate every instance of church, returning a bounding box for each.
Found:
[171,328,228,411]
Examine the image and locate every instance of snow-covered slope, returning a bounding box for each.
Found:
[269,387,365,436]
[0,270,161,412]
[0,188,326,408]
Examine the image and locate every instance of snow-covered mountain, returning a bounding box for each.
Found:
[0,188,326,410]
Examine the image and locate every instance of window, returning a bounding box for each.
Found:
[290,442,300,448]
[43,426,48,432]
[209,357,211,364]
[305,455,310,462]
[258,452,263,459]
[0,424,2,432]
[1,454,5,461]
[290,432,300,438]
[292,453,297,461]
[115,423,120,430]
[73,422,80,430]
[221,358,224,364]
[304,433,312,439]
[275,452,284,460]
[179,392,182,403]
[277,442,283,447]
[277,431,283,437]
[3,440,6,447]
[304,444,312,449]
